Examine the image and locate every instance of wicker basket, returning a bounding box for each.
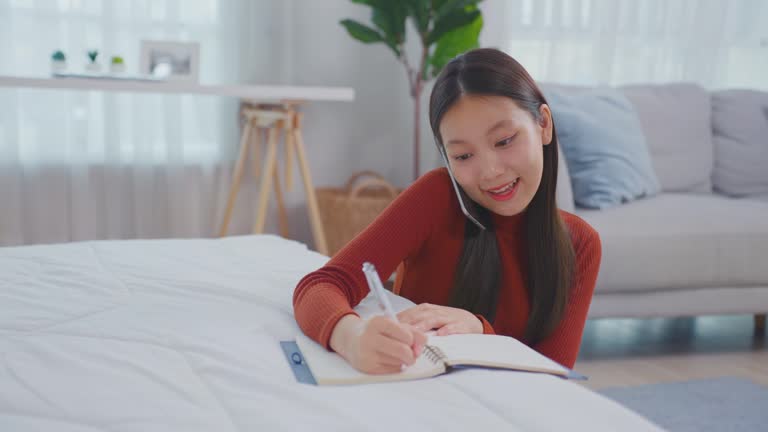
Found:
[316,171,401,256]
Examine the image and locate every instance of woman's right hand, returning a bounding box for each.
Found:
[330,314,427,374]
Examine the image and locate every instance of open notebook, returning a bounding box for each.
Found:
[287,331,585,386]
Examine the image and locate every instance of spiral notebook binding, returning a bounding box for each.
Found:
[422,345,447,364]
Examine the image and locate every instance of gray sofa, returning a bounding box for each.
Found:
[551,83,768,328]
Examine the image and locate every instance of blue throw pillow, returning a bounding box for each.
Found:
[544,87,660,209]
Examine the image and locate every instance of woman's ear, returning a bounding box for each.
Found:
[539,104,553,146]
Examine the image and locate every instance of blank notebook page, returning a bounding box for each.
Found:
[428,334,568,374]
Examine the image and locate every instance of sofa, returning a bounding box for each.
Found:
[548,83,768,329]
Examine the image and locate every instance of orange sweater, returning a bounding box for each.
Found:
[293,168,601,368]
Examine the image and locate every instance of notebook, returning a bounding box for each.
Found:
[288,330,585,386]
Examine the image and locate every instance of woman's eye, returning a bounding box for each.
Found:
[496,136,515,147]
[453,154,471,161]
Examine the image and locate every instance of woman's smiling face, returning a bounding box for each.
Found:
[439,94,553,217]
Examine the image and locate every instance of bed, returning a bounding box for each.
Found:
[0,235,663,431]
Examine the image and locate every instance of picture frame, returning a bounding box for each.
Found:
[139,40,200,83]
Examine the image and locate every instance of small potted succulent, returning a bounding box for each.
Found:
[51,50,67,73]
[85,50,101,72]
[109,56,125,74]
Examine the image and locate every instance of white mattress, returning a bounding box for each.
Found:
[0,235,663,431]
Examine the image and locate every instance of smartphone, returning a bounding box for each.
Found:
[437,145,487,231]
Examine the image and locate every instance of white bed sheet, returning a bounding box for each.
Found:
[0,235,664,432]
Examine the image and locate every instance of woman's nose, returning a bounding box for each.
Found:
[480,153,504,179]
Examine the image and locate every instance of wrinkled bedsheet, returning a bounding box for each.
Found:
[0,235,663,431]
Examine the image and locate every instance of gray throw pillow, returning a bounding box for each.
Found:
[544,87,661,209]
[621,83,713,193]
[712,90,768,197]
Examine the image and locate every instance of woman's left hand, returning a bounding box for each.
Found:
[396,303,483,336]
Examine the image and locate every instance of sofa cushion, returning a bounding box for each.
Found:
[576,194,768,294]
[711,89,768,197]
[546,87,660,209]
[621,84,713,193]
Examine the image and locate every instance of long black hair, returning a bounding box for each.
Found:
[429,48,575,344]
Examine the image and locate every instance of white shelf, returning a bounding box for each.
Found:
[0,75,355,102]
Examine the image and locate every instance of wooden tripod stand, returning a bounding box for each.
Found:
[218,102,329,255]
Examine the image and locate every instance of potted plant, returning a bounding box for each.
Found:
[110,56,125,74]
[341,0,484,181]
[51,50,67,73]
[85,50,100,72]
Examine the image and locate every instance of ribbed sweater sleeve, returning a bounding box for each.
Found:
[292,170,453,349]
[532,214,602,369]
[477,314,496,334]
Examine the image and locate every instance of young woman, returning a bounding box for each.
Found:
[293,48,601,374]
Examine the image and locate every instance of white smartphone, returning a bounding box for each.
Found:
[437,145,487,231]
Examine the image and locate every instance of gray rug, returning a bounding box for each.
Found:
[598,377,768,432]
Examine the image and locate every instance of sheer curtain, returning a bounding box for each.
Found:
[0,0,280,246]
[481,0,768,89]
[4,1,766,246]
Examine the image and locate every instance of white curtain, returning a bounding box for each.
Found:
[3,0,766,246]
[481,0,768,89]
[0,0,285,246]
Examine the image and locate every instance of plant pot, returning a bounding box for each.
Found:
[51,60,67,73]
[85,62,101,73]
[109,63,125,74]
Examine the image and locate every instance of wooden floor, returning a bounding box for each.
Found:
[575,314,768,390]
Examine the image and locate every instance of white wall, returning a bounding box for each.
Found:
[233,0,445,249]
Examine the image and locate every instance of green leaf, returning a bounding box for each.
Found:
[404,0,430,34]
[427,8,480,45]
[427,10,482,78]
[435,0,483,20]
[432,0,450,11]
[372,7,405,37]
[371,1,408,55]
[340,19,386,43]
[346,0,408,56]
[428,12,479,47]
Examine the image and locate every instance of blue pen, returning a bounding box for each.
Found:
[362,262,398,322]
